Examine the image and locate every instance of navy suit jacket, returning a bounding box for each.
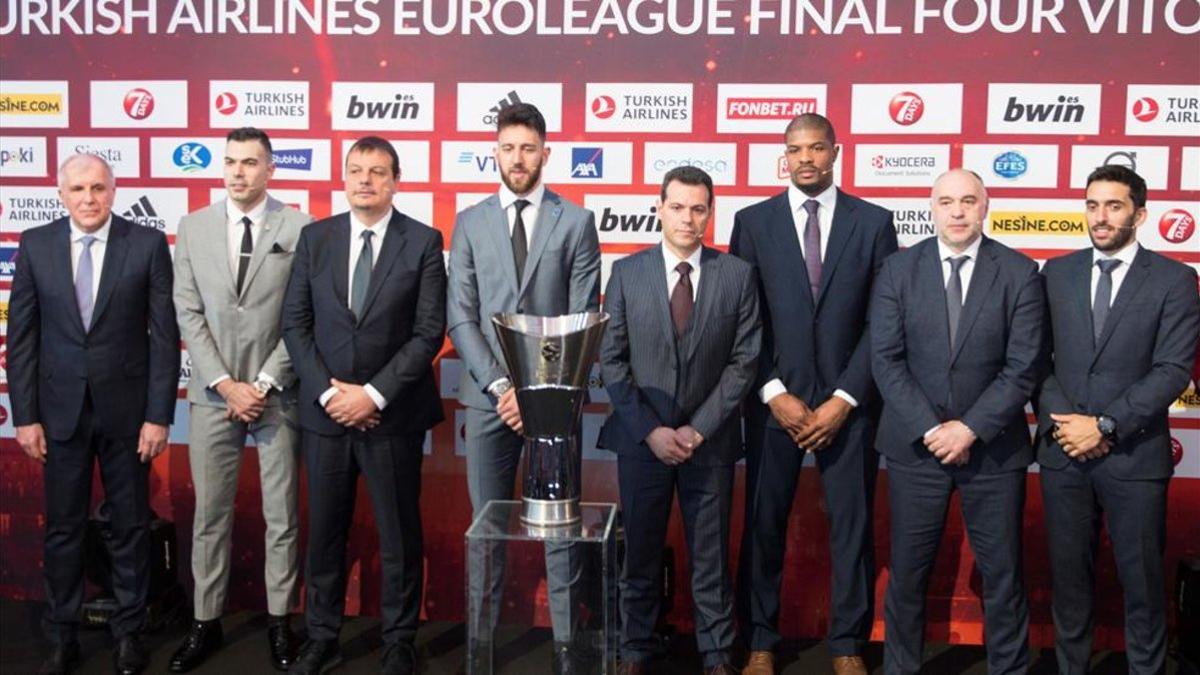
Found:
[281,209,447,438]
[870,236,1045,473]
[598,246,761,466]
[729,190,898,424]
[1037,247,1199,480]
[8,215,180,440]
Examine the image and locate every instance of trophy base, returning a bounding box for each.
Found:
[520,498,581,528]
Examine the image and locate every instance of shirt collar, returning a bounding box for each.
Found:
[937,234,983,262]
[351,209,392,240]
[787,182,837,217]
[70,216,112,243]
[1093,241,1139,267]
[227,197,268,226]
[662,242,703,273]
[499,181,545,211]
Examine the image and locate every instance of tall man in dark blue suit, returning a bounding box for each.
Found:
[600,167,761,675]
[731,114,897,675]
[9,154,180,675]
[282,137,447,675]
[870,169,1044,674]
[1037,166,1199,674]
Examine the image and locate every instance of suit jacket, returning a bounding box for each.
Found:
[1036,247,1200,480]
[729,190,898,425]
[870,236,1044,473]
[598,246,761,466]
[8,215,180,441]
[447,189,601,409]
[173,197,312,407]
[281,208,446,437]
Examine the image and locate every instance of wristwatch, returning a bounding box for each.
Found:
[253,378,273,395]
[490,379,513,398]
[1096,414,1118,442]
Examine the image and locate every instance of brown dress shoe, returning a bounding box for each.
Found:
[742,650,774,675]
[831,655,868,675]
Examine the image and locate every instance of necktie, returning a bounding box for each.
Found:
[946,255,969,348]
[76,235,96,330]
[351,229,375,319]
[802,199,822,300]
[511,198,530,282]
[670,261,694,338]
[1093,259,1121,344]
[235,216,253,295]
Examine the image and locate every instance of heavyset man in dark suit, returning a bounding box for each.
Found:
[9,154,180,675]
[282,136,447,675]
[1037,165,1200,674]
[870,169,1044,674]
[601,166,761,675]
[731,113,897,675]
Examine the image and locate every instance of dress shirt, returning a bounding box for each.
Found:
[225,197,267,276]
[663,242,702,302]
[1091,242,1139,306]
[70,216,110,302]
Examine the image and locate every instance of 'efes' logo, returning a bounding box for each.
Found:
[993,151,1028,179]
[1131,97,1159,122]
[570,147,604,179]
[1159,208,1195,244]
[173,142,211,172]
[591,95,616,119]
[273,148,312,171]
[214,92,238,115]
[888,91,924,125]
[123,88,155,120]
[123,196,166,230]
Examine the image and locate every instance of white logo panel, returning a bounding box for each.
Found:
[209,80,309,130]
[1068,145,1169,190]
[91,80,188,128]
[0,80,69,128]
[850,84,962,134]
[0,136,47,177]
[331,82,435,131]
[717,83,827,134]
[456,83,562,132]
[644,143,737,186]
[853,144,950,187]
[57,137,140,178]
[962,144,1059,189]
[585,83,692,133]
[986,83,1101,135]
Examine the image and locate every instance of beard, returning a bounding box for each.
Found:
[500,161,542,195]
[1089,213,1138,252]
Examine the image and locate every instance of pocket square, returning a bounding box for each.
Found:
[270,242,289,254]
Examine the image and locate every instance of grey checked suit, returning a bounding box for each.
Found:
[173,196,311,619]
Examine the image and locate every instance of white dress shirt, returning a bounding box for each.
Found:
[1091,242,1139,306]
[759,184,858,408]
[663,242,702,302]
[498,181,545,247]
[318,209,392,411]
[924,234,985,439]
[70,216,110,302]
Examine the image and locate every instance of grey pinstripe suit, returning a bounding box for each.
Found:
[599,244,761,667]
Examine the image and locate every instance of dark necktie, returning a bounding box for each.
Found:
[75,235,96,330]
[670,261,694,338]
[351,229,375,319]
[946,255,969,348]
[235,216,253,295]
[511,198,530,282]
[802,199,822,300]
[1093,258,1121,344]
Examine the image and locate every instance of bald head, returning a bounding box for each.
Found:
[931,169,989,253]
[57,153,115,190]
[931,169,987,201]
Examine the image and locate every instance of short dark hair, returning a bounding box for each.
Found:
[225,127,272,156]
[660,166,714,207]
[784,112,837,145]
[346,135,399,178]
[1087,164,1147,209]
[496,102,546,140]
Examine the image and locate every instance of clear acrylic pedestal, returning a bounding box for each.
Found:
[465,500,618,674]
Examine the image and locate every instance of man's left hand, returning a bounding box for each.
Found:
[137,422,169,463]
[794,397,852,451]
[1050,413,1105,458]
[925,420,975,466]
[327,378,380,428]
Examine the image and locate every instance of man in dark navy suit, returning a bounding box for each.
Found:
[282,136,446,675]
[732,113,897,675]
[9,154,180,675]
[1038,165,1199,674]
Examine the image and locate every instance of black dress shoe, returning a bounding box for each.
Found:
[381,642,417,675]
[39,641,79,675]
[113,635,148,675]
[552,640,577,675]
[289,639,342,675]
[169,619,224,672]
[267,615,297,671]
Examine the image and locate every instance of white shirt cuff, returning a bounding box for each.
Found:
[364,384,387,410]
[487,377,511,397]
[318,386,338,407]
[923,424,941,439]
[758,379,787,404]
[255,371,280,391]
[833,389,859,408]
[209,374,232,390]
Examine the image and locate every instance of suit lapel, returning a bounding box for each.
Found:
[89,217,130,332]
[917,241,952,362]
[1067,251,1096,361]
[1093,247,1150,361]
[520,190,564,297]
[482,195,520,296]
[766,193,815,309]
[644,246,677,354]
[357,209,408,324]
[239,198,285,299]
[54,220,87,336]
[207,202,238,298]
[331,216,351,310]
[950,238,999,365]
[684,247,719,363]
[814,190,858,311]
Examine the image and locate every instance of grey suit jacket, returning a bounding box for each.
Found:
[1037,246,1199,480]
[598,245,761,466]
[447,188,601,410]
[174,197,312,407]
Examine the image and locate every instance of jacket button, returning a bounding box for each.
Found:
[236,306,244,313]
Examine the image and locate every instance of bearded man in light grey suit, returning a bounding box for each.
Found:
[170,127,312,673]
[447,103,601,674]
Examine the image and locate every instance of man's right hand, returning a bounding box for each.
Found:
[768,393,813,446]
[217,380,267,423]
[496,388,523,435]
[16,423,47,463]
[646,426,692,466]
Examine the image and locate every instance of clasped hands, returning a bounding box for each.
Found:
[923,420,976,466]
[646,425,705,466]
[768,393,851,452]
[216,379,266,423]
[1050,413,1111,462]
[325,378,381,431]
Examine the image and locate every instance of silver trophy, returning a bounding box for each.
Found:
[491,312,609,528]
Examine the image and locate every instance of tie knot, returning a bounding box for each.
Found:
[803,199,819,216]
[80,235,96,248]
[361,229,374,242]
[241,216,253,228]
[676,261,692,277]
[1096,259,1121,275]
[947,254,969,272]
[513,198,530,213]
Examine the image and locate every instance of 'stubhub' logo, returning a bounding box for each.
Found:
[214,92,238,116]
[123,88,155,120]
[1131,97,1159,122]
[1159,208,1195,244]
[889,92,924,125]
[591,95,616,119]
[273,148,313,171]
